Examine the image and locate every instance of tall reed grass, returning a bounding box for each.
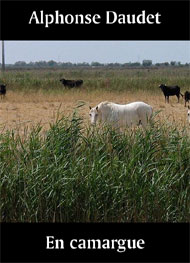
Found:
[1,112,189,222]
[1,67,190,93]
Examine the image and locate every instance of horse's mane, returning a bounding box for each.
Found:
[98,101,113,108]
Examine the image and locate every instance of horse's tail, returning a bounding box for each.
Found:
[150,106,153,119]
[180,92,184,98]
[145,106,153,122]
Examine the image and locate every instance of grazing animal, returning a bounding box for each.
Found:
[159,84,183,103]
[188,106,190,124]
[60,78,83,88]
[184,91,190,107]
[89,101,153,129]
[0,84,6,98]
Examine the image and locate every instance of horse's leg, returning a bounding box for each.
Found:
[177,94,179,103]
[140,116,148,129]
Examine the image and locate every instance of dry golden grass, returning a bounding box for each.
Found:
[0,89,189,135]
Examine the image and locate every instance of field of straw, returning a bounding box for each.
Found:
[0,67,190,222]
[0,67,189,133]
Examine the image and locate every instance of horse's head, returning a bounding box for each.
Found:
[89,106,99,125]
[188,106,190,124]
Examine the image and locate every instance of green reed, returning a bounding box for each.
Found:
[0,113,189,222]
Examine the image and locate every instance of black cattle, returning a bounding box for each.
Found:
[184,91,190,107]
[0,84,6,99]
[60,78,83,88]
[159,84,183,103]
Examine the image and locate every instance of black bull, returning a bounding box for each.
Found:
[60,78,83,88]
[0,84,6,98]
[159,84,183,103]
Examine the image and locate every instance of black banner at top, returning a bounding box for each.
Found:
[0,0,189,40]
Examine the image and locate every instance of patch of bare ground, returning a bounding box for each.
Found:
[0,90,188,135]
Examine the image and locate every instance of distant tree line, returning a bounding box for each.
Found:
[1,60,189,69]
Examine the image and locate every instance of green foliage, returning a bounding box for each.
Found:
[0,114,189,222]
[1,67,190,93]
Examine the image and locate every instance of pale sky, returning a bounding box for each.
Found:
[1,41,190,64]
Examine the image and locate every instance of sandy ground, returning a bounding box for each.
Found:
[0,90,189,135]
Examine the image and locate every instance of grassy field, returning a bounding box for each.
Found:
[1,67,190,93]
[0,67,190,222]
[0,67,190,132]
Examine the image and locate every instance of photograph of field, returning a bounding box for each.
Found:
[1,0,190,260]
[0,65,189,223]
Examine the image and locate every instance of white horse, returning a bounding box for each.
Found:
[188,106,190,124]
[89,101,153,128]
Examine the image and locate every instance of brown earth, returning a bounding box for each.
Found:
[0,90,189,135]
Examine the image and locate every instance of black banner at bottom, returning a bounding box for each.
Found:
[0,223,189,262]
